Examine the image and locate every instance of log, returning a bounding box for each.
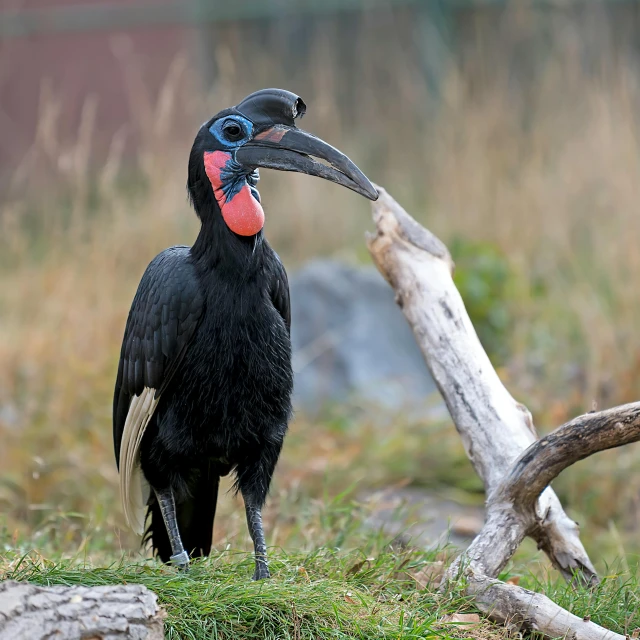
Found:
[0,580,165,640]
[366,186,640,639]
[365,186,596,584]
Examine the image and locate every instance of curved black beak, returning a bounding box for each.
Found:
[235,126,378,201]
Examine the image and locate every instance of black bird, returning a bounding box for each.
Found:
[113,89,377,578]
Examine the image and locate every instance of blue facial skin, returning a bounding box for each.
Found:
[208,114,254,148]
[208,115,261,203]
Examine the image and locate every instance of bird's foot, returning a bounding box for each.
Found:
[170,550,190,571]
[252,563,270,581]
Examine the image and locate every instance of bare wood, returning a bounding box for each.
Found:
[0,580,165,640]
[365,185,596,583]
[467,573,625,640]
[499,402,640,510]
[365,186,640,639]
[455,401,640,580]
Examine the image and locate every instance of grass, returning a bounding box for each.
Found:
[2,514,639,639]
[530,568,640,636]
[2,547,469,640]
[2,3,640,637]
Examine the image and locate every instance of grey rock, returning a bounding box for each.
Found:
[0,403,19,429]
[360,487,485,550]
[290,259,442,416]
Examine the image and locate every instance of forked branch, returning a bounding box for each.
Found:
[455,402,640,581]
[365,186,596,583]
[366,186,639,639]
[499,402,640,510]
[457,403,640,640]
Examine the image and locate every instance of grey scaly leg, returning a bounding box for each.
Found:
[244,499,270,580]
[154,487,190,569]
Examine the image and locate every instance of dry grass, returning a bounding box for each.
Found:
[1,4,640,575]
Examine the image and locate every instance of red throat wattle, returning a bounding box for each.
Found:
[204,151,265,236]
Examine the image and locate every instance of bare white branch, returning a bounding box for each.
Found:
[468,573,625,640]
[454,401,640,580]
[365,185,596,583]
[366,186,639,640]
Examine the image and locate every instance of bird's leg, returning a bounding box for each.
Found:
[243,496,270,580]
[154,487,189,569]
[236,442,284,581]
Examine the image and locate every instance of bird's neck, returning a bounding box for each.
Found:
[190,199,264,276]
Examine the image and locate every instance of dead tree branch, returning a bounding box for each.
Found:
[468,575,624,640]
[366,186,640,639]
[365,186,596,582]
[453,402,640,581]
[454,403,640,639]
[500,402,640,510]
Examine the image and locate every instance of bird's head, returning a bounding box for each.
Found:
[187,88,377,236]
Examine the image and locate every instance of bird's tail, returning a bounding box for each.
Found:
[144,464,220,563]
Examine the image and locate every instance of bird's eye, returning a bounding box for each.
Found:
[223,122,243,140]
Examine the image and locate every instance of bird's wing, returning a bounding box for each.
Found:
[113,246,204,533]
[269,251,291,334]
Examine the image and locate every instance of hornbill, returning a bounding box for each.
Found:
[113,88,377,579]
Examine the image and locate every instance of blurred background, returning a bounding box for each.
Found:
[1,0,640,572]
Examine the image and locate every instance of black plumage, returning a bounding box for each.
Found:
[113,89,376,578]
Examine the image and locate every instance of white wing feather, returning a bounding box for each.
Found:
[119,387,160,535]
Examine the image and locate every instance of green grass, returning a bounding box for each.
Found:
[1,545,472,639]
[2,407,640,638]
[2,526,639,639]
[2,490,640,640]
[527,570,640,637]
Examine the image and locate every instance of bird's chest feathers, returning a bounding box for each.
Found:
[204,151,265,237]
[205,294,288,368]
[188,280,289,379]
[176,291,292,442]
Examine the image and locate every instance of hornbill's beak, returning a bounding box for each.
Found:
[235,126,378,201]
